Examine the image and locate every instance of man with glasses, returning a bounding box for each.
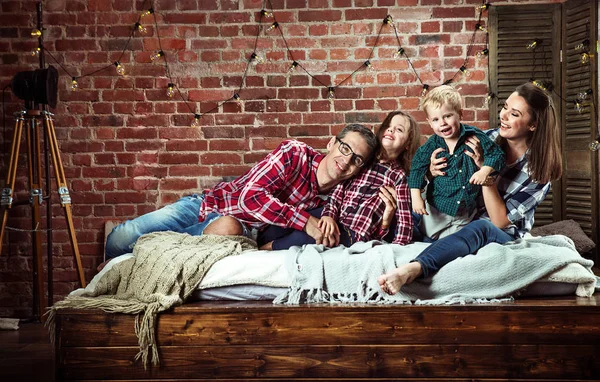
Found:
[105,124,378,260]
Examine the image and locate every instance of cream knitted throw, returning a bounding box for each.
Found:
[46,232,256,367]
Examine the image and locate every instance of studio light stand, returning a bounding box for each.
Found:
[0,3,86,320]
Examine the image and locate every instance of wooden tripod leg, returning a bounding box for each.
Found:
[26,115,46,319]
[45,114,86,288]
[0,114,25,254]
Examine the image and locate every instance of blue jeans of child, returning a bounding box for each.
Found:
[105,194,228,259]
[413,218,517,278]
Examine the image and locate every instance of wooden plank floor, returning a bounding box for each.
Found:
[0,321,54,382]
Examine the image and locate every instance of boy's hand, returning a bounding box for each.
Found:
[469,169,488,185]
[412,198,428,215]
[318,216,340,247]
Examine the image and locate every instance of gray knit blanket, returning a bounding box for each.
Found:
[273,234,596,305]
[46,232,256,367]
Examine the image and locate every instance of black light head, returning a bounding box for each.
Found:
[11,65,58,108]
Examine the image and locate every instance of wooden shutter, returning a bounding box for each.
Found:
[489,4,562,227]
[561,0,598,254]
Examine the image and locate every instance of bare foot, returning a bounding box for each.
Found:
[378,262,423,295]
[97,258,114,272]
[259,241,273,250]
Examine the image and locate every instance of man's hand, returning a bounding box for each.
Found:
[429,147,447,177]
[318,216,340,247]
[303,215,324,244]
[379,185,397,228]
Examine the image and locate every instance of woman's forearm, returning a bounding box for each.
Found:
[481,185,511,228]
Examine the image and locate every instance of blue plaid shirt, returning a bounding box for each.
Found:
[476,129,550,238]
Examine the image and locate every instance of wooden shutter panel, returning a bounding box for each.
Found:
[489,4,562,227]
[561,0,598,250]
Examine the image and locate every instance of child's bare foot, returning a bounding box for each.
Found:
[378,262,423,295]
[259,241,273,250]
[97,258,114,272]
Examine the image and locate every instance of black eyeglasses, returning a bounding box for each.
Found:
[336,138,365,167]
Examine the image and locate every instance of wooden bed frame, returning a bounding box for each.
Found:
[54,296,600,381]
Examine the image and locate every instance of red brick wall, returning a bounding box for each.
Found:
[0,0,561,316]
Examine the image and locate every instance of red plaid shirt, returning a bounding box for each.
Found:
[200,140,325,231]
[322,161,412,245]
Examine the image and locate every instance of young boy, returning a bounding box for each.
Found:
[409,85,505,240]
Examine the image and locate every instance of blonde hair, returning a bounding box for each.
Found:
[376,111,421,172]
[420,85,463,117]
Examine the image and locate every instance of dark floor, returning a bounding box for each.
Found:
[0,320,54,382]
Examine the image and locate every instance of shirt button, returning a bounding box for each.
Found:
[462,186,466,189]
[457,201,461,204]
[459,169,462,173]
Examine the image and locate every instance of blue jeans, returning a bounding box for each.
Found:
[105,195,225,259]
[257,207,354,250]
[413,219,516,278]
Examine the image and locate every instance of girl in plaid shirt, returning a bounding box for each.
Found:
[379,82,563,295]
[262,111,421,249]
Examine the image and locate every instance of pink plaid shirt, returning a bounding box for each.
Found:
[200,140,325,231]
[322,161,413,245]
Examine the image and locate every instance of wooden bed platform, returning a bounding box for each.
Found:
[54,296,600,381]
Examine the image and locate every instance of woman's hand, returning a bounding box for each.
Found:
[318,216,340,247]
[429,147,447,177]
[378,185,397,228]
[464,136,484,168]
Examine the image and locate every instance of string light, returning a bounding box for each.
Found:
[573,100,585,114]
[578,89,593,100]
[266,22,278,33]
[575,39,590,52]
[288,61,299,72]
[421,84,429,97]
[260,9,273,18]
[135,22,147,34]
[114,61,125,76]
[364,60,374,72]
[141,8,154,18]
[394,47,405,58]
[526,39,541,50]
[191,114,201,128]
[150,50,164,62]
[484,92,494,106]
[31,47,41,56]
[384,15,393,25]
[71,77,78,91]
[580,52,590,65]
[250,52,264,65]
[167,83,175,98]
[476,3,491,11]
[476,48,489,58]
[233,93,242,103]
[475,23,487,33]
[459,65,471,77]
[328,87,335,100]
[31,29,42,37]
[590,137,600,151]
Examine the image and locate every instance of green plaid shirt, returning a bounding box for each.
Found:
[408,124,505,217]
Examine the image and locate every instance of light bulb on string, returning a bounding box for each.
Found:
[191,114,201,128]
[141,8,154,18]
[114,61,125,76]
[167,83,175,98]
[589,137,600,151]
[266,22,278,33]
[31,47,41,56]
[327,87,335,102]
[364,60,374,72]
[135,22,147,34]
[578,89,593,100]
[383,15,393,25]
[460,65,471,77]
[475,23,488,33]
[250,52,264,65]
[288,61,299,73]
[476,3,491,11]
[580,52,590,65]
[421,84,429,97]
[31,29,42,37]
[484,92,494,106]
[150,50,164,62]
[526,39,541,50]
[573,100,585,114]
[261,9,273,18]
[71,77,78,91]
[476,48,489,58]
[394,47,405,59]
[233,93,242,104]
[575,39,590,52]
[532,79,547,90]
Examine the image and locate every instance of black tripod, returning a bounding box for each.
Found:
[0,108,86,319]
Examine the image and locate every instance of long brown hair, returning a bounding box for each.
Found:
[376,111,421,172]
[498,83,562,183]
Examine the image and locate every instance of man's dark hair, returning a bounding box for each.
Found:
[336,123,379,165]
